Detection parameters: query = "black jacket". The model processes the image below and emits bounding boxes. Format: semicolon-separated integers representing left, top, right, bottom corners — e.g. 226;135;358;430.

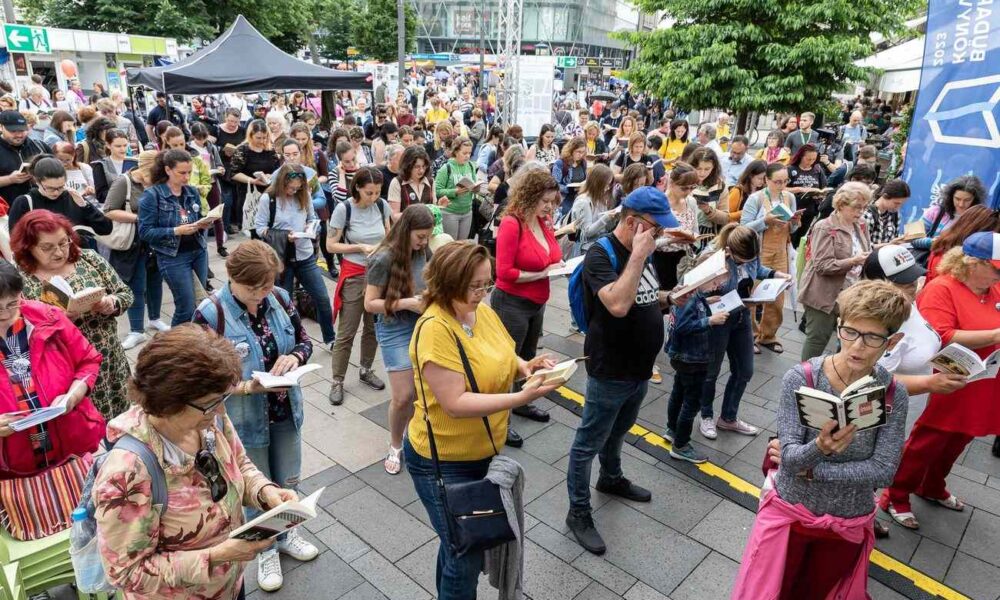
9;189;113;238
0;136;50;203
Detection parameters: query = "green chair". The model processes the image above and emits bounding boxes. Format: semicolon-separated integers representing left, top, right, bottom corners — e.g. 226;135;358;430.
0;561;27;600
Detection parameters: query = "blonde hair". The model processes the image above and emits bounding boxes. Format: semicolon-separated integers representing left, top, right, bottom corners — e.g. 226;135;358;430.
832;181;872;211
937;245;990;281
837;280;911;333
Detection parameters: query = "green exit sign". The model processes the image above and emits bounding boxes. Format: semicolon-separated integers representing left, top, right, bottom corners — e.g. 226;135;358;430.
557;57;577;68
4;24;50;54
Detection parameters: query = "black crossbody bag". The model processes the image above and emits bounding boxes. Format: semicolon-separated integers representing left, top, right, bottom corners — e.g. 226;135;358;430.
413;317;516;557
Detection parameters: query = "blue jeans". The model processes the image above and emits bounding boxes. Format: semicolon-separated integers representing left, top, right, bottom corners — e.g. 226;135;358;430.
700;308;754;421
157;248;208;325
126;250;164;333
278;253;335;343
220;180;235;231
567;377;646;512
244;417;302;543
666;363;707;448
375;311;418;372
405;439;489;600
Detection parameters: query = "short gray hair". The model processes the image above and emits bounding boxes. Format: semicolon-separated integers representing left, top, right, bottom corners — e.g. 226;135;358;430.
698;123;717;140
386;143;404;160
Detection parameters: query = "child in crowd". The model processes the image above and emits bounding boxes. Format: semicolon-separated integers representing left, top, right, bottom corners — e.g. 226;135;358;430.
664;276;729;463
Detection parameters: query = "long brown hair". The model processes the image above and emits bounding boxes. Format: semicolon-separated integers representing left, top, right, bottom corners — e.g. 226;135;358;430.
268;163;311;212
289;122;317;168
931;205;1000;254
505;167;560;222
580;164;613;212
373;204;435;315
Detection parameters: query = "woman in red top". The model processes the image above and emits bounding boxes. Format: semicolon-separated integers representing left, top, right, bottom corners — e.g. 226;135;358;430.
879;232;1000;529
924;206;1000;283
492;166;564;445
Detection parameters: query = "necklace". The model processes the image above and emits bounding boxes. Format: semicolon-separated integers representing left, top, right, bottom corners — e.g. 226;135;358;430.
829;355;853;389
461;323;474;338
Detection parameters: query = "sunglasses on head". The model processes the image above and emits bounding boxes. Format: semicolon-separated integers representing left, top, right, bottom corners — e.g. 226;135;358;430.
285;171;306;180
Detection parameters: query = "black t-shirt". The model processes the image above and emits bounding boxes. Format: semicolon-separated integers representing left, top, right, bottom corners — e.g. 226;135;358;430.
379;166;396;200
615;152;653;171
215;126;246;174
147;105;185;129
583;234;663;381
789;163;827;191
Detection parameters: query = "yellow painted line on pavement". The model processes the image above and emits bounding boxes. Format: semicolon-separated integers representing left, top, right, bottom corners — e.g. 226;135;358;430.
552;386;969;600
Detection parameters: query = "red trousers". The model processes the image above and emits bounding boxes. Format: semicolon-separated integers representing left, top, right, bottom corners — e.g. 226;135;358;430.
780;523;864;599
883;423;973;511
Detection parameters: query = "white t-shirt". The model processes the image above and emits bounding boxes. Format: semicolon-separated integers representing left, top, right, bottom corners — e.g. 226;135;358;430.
879;302;941;376
65;165;94;199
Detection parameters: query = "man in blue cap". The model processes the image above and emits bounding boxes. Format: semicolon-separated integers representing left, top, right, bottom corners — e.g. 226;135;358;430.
566;186;678;554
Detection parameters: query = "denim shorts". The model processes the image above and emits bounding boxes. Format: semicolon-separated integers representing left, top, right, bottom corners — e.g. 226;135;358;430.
375;311;419;372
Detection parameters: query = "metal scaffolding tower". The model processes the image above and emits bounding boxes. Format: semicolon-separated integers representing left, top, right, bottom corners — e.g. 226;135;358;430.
495;0;523;125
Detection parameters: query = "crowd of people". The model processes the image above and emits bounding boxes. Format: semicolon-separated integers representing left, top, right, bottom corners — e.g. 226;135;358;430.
0;72;995;600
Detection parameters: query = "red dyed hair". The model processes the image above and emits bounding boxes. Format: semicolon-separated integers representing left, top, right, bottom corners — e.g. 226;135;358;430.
11;209;82;273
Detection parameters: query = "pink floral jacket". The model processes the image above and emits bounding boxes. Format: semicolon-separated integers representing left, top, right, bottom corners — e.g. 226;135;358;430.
93;406;273;600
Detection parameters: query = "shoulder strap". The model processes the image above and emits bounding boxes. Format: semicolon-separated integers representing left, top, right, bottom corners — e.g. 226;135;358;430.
596;235;619;272
446;327;500;456
270;289;292;313
207;293;225;335
342;200;353;242
413;317;445;482
802;359;814;388
268;194;277;228
115;435;168;514
124;176;133;213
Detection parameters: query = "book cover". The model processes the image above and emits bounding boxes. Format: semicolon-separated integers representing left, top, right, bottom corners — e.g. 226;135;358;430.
747;278;792;303
795;382;888;431
770;203;794;221
229;487;325;541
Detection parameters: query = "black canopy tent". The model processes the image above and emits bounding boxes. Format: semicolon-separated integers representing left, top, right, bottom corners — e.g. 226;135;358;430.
126;15;372;94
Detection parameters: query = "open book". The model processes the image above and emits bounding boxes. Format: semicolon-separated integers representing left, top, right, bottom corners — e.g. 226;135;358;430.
548;256;583;277
40;276;104;314
6;405;67;433
252;364;322;389
902;220;926;241
795;375;888;431
670;250;728;300
770;203;795;221
229;487;325;541
747;278;791;303
709;289;743;315
456;176;485;192
526;357;584;387
930;344;1000;381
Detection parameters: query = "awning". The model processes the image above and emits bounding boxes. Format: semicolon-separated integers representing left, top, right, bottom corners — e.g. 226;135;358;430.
879;69;921;93
857;36;924;93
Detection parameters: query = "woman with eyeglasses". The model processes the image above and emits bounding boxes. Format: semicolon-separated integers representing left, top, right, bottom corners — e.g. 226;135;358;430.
754;131;791;165
799;182;874;361
878;232;1000;530
8;156;112;252
733;280;911;599
363;205;435;474
408;240;560;598
92;324;301;600
254;163;335;346
138;149;220;326
13;210;133;420
193;241;319;591
0;262;105;519
741;163;801;354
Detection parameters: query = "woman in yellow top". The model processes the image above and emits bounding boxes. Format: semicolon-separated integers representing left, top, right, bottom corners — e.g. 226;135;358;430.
406;241;560;598
658;118;690;169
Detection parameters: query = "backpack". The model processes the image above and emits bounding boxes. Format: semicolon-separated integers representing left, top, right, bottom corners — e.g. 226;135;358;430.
205;289;294;336
568;236;619;334
342;198;388;244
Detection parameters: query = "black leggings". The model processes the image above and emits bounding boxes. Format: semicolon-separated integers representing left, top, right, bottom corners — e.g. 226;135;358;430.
653;249;686;291
491;288;545;361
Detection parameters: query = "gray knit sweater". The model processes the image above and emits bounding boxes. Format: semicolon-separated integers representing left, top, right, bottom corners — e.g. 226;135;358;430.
775;357;909;518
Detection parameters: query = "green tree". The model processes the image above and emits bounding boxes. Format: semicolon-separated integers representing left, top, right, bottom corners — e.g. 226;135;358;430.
313;0;360;62
352;0;417;62
617;0;920;131
19;0;214;41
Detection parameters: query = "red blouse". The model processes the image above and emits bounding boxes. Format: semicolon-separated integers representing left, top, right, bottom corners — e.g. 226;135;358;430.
495;215;562;305
916;274;1000;436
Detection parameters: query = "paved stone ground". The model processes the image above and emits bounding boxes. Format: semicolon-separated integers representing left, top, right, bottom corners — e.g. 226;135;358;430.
74;240;1000;600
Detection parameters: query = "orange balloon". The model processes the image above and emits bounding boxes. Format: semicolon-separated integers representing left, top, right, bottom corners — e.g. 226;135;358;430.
60;59;78;78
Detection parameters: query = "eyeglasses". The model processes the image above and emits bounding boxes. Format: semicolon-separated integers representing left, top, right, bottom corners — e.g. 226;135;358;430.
194;449;228;502
770;179;789;185
0;298;20;315
39;183;65;194
678;184;697;191
635;216;663;234
838;325;890;348
184;392;230;415
284;171;306;180
37;238;72;254
469;281;495;296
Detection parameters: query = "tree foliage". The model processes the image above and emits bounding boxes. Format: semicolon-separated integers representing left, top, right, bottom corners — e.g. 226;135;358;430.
313;0;360;62
616;0;921;120
351;0;417;62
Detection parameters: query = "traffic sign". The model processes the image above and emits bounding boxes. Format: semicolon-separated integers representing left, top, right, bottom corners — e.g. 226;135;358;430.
556;56;577;68
3;25;50;54
347;47;359;56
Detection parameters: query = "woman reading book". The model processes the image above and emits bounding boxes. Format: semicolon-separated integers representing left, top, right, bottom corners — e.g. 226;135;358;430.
193;240;318;592
93;325;299;600
732;280;911;599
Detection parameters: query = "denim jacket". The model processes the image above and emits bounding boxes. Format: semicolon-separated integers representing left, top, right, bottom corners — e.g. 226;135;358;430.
667;292;713;364
137;183;206;257
195;284;304;448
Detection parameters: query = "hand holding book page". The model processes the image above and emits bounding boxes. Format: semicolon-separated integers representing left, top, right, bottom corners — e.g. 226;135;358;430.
525;357;586;387
252;364;322;388
930;344;1000;381
670;250;728;300
5;405;67;432
795;374;889;432
229;487;326;541
746;278;792;303
40;276;104;314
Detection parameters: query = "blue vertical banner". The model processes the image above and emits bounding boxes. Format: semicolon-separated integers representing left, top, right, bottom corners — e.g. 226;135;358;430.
902;0;1000;221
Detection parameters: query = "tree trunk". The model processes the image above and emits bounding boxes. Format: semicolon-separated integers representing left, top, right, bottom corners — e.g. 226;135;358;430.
735;110;752;136
320;91;337;131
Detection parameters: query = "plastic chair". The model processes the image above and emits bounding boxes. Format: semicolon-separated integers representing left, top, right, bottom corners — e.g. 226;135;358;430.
0;561;26;600
0;527;73;595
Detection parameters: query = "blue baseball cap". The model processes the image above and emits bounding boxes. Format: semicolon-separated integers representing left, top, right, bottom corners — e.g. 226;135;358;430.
622;186;679;229
963;232;1000;269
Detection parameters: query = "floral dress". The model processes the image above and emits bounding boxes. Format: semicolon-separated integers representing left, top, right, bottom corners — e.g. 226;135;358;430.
21;249;134;420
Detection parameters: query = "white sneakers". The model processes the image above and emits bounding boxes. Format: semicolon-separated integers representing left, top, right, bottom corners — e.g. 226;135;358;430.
146;319;171;332
121;332;148;350
257;529;319;592
699;416;760;439
699;417;717;440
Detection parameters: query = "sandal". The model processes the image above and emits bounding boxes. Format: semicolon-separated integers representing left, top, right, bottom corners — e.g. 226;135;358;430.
760;342;784;354
886;505;920;530
753;343;761;355
930;494;965;511
384;445;402;475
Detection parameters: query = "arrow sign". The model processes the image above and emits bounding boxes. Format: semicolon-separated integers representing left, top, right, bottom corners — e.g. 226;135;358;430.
3;25;50;54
